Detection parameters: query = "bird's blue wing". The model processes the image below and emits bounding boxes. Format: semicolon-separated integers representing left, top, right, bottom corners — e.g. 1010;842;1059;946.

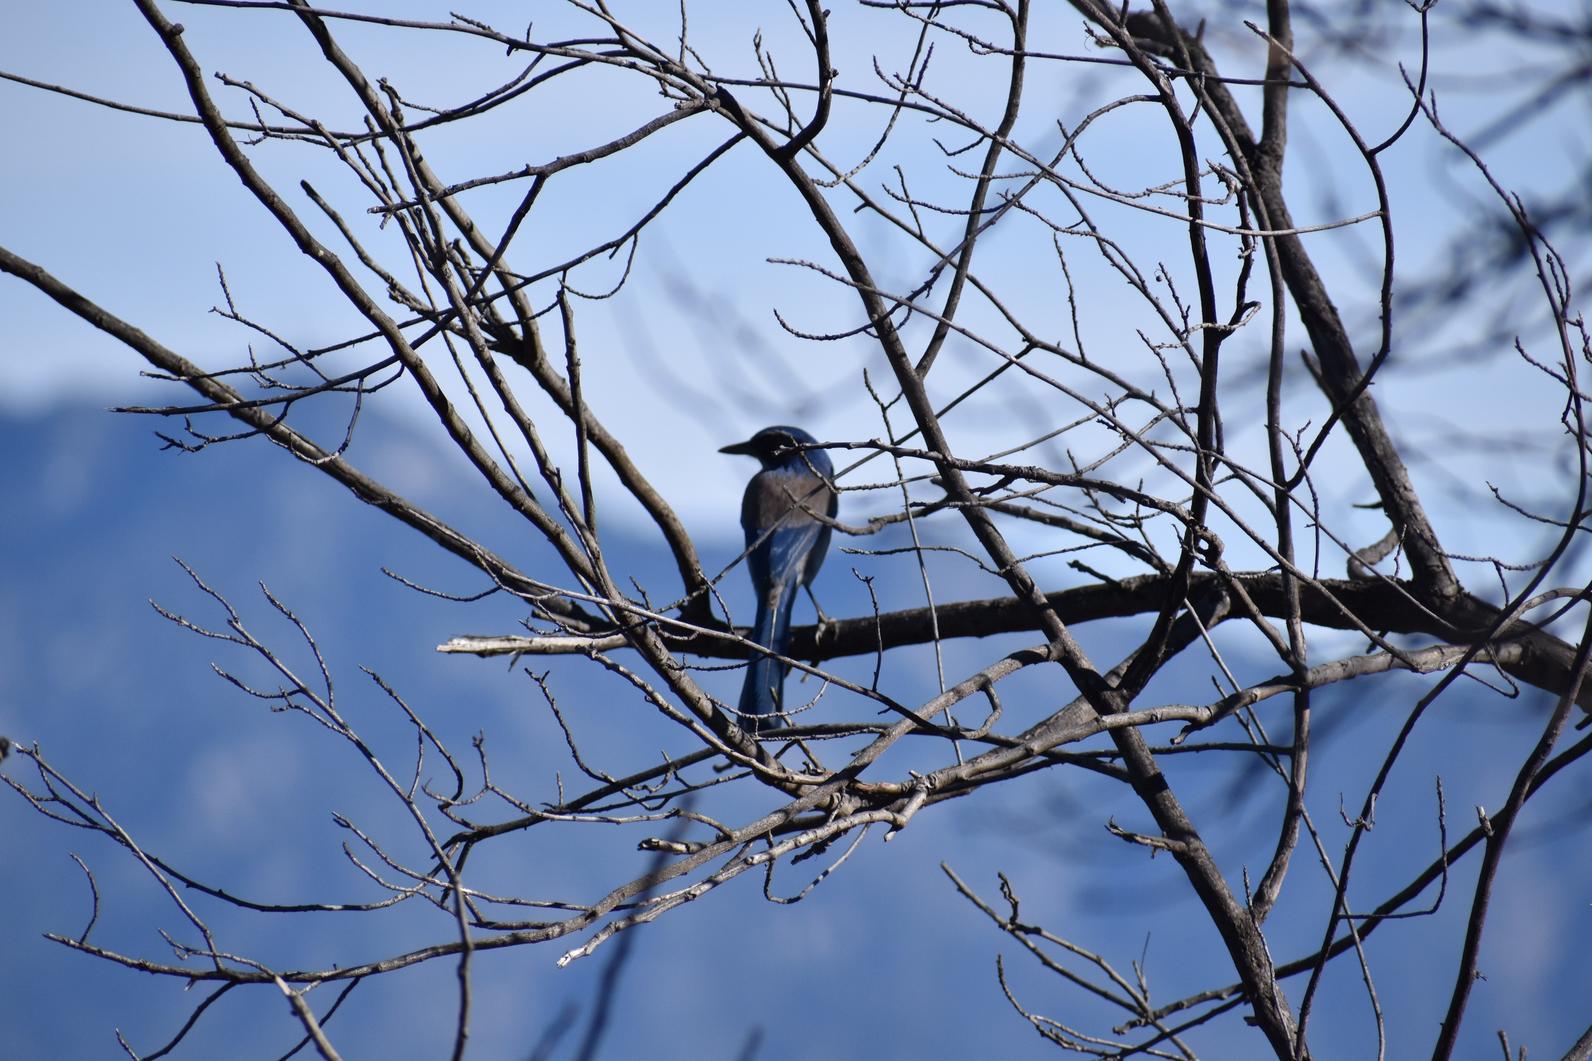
737;468;833;729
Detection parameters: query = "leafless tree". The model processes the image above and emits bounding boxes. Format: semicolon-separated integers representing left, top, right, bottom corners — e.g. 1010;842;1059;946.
3;1;1590;1058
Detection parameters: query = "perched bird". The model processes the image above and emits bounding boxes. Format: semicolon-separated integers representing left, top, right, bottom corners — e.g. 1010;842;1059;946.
720;426;837;732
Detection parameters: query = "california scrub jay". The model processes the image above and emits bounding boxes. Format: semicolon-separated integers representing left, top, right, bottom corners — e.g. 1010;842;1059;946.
720;426;837;732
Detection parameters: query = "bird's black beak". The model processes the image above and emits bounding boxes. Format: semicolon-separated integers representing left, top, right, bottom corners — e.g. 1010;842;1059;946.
719;438;757;456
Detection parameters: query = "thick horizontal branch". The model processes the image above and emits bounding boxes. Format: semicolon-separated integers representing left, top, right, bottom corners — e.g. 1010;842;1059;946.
445;570;1591;711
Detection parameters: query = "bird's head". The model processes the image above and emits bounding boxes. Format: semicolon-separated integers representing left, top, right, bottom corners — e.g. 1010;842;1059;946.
719;425;826;471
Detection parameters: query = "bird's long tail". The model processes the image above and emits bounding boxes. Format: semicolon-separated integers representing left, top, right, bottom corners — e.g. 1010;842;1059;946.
738;583;799;733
